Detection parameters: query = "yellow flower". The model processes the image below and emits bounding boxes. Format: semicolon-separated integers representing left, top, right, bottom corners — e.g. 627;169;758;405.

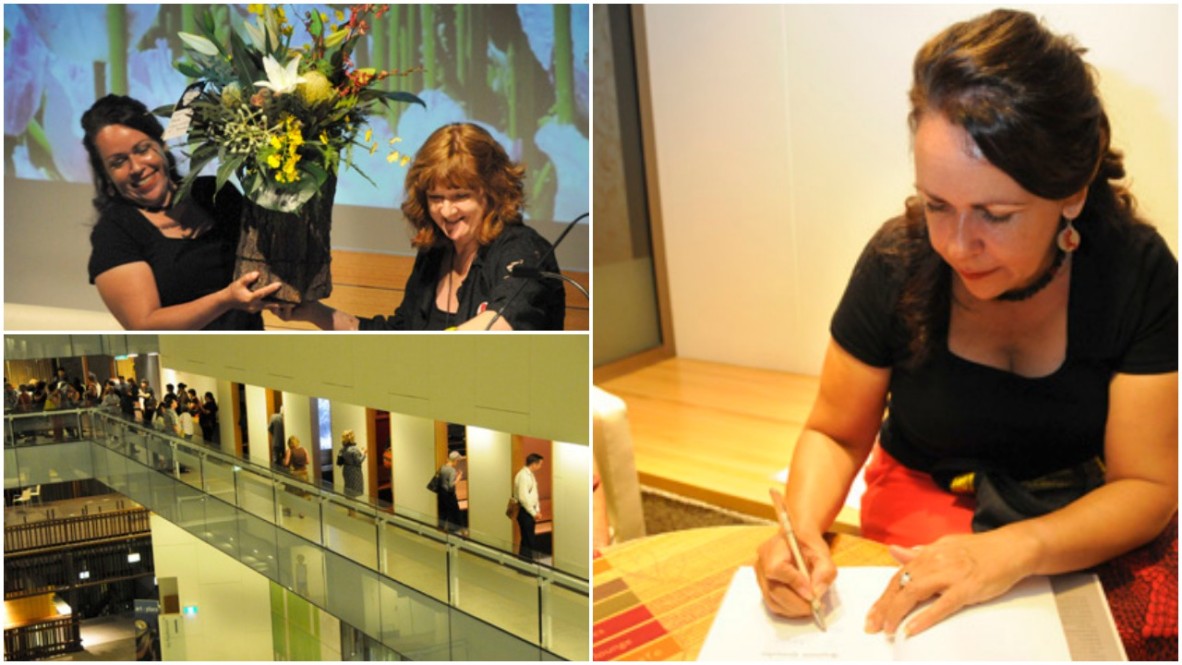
400;156;410;166
364;128;372;143
269;136;283;149
388;136;403;145
267;154;282;169
335;9;345;21
369;143;378;155
387;151;399;163
320;131;329;144
247;4;265;16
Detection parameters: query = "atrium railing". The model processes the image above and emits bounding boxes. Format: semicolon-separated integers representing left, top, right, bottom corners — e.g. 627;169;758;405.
4;409;588;661
5;507;150;553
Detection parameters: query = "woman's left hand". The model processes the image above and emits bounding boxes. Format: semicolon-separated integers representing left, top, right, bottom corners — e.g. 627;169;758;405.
864;529;1037;638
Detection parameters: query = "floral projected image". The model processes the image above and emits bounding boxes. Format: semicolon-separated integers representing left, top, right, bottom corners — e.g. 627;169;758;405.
3;3;589;222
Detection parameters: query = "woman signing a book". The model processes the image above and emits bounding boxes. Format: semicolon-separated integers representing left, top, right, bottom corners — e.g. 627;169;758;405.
755;8;1176;643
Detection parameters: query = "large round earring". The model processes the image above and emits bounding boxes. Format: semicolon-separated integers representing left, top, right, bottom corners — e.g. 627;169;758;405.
1057;217;1081;253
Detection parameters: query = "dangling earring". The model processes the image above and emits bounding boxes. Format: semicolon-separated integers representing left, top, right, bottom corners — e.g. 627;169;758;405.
1057;216;1081;253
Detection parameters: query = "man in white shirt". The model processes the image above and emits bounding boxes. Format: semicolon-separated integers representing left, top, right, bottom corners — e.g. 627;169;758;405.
514;453;544;560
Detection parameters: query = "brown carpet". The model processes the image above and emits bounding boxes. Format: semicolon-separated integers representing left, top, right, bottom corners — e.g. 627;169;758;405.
641;487;770;535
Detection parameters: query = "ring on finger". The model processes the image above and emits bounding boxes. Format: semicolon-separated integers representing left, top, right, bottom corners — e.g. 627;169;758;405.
898;571;912;590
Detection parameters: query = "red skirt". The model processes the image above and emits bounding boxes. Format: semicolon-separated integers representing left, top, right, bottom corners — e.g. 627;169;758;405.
859;444;975;547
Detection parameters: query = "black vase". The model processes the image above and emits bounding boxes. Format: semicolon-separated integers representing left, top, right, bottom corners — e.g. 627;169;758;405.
232;176;337;305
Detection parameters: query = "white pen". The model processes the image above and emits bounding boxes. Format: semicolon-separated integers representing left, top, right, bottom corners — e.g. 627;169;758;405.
769;487;827;631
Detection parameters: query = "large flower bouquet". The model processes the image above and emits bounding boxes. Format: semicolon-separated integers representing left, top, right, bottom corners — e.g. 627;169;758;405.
159;4;424;303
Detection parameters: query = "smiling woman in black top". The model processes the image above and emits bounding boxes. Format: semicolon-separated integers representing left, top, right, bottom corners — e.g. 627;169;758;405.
282;122;565;331
83;94;279;329
754;9;1176;640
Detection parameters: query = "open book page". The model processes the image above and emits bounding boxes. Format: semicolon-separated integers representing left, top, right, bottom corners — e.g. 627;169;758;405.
698;567;1071;661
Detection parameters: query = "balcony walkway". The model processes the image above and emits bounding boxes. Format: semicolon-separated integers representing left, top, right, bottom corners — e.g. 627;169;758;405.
5;410;587;661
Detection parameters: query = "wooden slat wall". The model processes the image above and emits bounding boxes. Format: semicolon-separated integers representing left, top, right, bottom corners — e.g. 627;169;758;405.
264;249;588;331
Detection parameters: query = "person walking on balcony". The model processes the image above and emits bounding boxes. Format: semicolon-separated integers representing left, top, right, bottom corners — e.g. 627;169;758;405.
514;453;544;560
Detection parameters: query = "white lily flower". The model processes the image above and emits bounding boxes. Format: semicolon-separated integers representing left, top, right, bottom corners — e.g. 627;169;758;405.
255;54;307;95
179;32;219;57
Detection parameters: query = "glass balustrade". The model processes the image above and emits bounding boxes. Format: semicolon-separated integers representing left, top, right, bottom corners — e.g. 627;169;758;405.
3;410;589;661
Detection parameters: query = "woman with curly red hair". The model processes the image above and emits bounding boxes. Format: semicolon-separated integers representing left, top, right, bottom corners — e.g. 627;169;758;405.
286;122;565;330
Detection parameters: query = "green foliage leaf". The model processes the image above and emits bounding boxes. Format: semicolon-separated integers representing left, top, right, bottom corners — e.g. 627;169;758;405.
179;31;219;56
216;153;246;193
349;161;377;188
303;161;329;189
228;29;259;89
369;90;427;109
176;61;204;79
201;8;216;38
309;7;324;37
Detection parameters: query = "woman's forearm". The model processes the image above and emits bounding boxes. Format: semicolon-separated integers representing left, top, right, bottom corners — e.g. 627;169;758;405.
96;264;235;330
129;288;235;330
1006;477;1176;576
784;428;868;537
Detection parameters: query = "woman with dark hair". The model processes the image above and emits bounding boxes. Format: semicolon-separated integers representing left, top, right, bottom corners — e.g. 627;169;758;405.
82;94;279;329
756;9;1176;639
282;122;565;330
199;392;219;444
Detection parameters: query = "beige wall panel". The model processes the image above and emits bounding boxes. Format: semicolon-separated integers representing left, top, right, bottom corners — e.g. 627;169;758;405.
151;515;273;661
552;441;590;578
390;412;438;522
466;426;513;551
159;335;586;445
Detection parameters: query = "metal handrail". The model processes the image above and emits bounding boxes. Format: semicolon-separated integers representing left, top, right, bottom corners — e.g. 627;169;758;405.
4;409;586;583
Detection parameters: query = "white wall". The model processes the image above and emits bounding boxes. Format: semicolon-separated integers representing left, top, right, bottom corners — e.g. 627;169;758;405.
552;441;590;578
150;514;273;661
466;426;513;551
214;379;235;456
390;413;438;523
244;385;269;467
642;4;1178;373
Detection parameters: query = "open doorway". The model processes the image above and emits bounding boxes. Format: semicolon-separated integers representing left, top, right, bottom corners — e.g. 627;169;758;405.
512;436;553;562
230;383;248;460
372;410;391;505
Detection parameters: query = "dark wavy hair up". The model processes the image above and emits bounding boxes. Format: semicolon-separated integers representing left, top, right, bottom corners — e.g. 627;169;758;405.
884;9;1140;368
80;94;181;213
400;122;525;249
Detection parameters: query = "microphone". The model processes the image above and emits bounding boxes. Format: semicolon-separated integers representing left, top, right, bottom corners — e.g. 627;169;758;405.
485;212;589;330
509;264;589;300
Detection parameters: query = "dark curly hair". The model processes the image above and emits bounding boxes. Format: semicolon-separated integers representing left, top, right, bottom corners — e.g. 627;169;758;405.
883;9;1141;368
80;94;181;212
400;122;525;248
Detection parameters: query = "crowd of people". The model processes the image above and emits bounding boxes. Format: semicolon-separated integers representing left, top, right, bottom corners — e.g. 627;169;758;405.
5;372;218;445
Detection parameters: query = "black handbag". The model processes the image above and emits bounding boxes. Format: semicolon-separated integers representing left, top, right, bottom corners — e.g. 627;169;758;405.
427;472;442;493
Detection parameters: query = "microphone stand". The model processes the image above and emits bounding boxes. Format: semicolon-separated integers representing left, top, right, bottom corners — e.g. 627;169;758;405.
484;212;589;330
514;269;588;301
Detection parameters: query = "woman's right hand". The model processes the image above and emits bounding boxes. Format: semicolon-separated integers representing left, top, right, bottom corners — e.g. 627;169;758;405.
755;528;837;617
226;271;282;312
